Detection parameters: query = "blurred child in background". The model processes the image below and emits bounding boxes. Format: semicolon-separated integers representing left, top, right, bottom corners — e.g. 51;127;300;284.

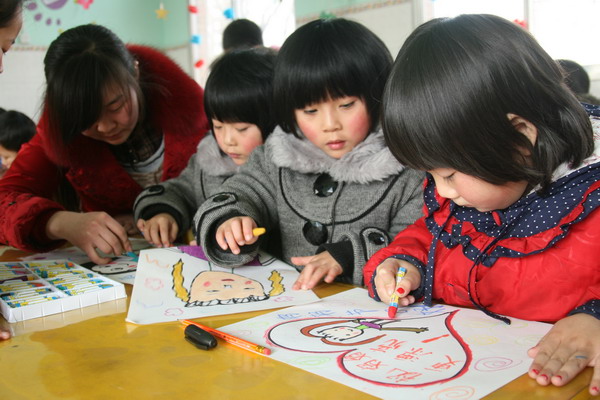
0;110;35;177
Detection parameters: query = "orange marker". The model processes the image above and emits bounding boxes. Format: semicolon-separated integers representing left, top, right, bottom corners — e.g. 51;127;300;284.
181;319;272;356
252;227;266;237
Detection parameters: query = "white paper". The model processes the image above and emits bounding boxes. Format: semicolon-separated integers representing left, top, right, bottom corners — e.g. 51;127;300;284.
126;246;320;324
220;288;552;400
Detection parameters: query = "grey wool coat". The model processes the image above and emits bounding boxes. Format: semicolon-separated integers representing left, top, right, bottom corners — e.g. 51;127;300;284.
193;126;425;286
134;134;238;233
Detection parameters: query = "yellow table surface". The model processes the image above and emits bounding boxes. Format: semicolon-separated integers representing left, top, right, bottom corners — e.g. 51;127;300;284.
0;246;594;399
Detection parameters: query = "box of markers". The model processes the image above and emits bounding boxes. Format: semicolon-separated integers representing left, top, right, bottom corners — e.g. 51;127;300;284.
0;260;126;323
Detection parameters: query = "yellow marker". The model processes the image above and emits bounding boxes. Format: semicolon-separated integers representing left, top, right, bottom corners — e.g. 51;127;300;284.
252;227;266;237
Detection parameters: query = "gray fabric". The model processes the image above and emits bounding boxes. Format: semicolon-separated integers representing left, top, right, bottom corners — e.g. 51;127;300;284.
134;135;238;232
194;127;425;286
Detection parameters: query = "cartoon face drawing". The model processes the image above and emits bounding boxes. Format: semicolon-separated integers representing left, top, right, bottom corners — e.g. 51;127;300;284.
171;259;284;307
188;271;268;305
318;326;365;341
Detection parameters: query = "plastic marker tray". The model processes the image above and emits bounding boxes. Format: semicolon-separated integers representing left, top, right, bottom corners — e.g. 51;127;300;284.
0;260;126;323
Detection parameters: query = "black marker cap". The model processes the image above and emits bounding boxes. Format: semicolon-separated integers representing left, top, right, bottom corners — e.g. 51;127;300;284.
184;324;217;350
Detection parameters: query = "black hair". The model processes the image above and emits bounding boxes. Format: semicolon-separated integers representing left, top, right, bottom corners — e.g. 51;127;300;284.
204;47;277;140
0;110;35;150
382;14;593;191
0;0;21;28
222;19;263;52
273;18;393;136
43;24;143;151
557;59;590;95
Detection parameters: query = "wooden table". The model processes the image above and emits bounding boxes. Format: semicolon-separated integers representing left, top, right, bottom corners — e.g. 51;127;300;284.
0;246;594;399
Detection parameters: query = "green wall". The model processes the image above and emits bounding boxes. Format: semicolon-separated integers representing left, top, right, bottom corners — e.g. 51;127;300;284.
21;0;189;48
295;0;376;19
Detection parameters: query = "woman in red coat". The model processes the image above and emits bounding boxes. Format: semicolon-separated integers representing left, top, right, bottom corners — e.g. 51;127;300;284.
0;24;208;264
0;0;24;342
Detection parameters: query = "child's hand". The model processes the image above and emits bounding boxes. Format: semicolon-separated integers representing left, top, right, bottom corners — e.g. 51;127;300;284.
215;216;259;255
291;251;343;290
527;313;600;395
137;213;179;248
0;320;11;340
374;258;420;306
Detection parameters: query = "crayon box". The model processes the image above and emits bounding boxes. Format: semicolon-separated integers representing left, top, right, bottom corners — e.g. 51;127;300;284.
0;260;126;323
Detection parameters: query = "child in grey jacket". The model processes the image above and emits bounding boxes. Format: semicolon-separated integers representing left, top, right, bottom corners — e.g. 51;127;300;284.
194;18;425;289
134;47;277;247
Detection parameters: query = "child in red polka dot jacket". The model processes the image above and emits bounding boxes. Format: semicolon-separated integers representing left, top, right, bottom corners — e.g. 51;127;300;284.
364;14;600;395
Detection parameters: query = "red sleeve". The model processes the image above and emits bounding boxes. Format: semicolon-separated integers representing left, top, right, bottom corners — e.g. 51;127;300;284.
363;216;433;293
0;132;66;251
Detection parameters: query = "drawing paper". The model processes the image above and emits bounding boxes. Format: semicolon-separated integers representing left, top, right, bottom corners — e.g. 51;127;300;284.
220;288;552;399
126;246;320;324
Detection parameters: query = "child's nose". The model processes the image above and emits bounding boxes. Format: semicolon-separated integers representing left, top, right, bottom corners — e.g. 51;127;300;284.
435;179;458;200
223;128;237;145
322;110;341;132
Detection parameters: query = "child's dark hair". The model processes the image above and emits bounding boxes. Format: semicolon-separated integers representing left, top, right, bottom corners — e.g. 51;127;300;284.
0;110;35;150
382;14;593;191
0;0;22;28
222;19;263;52
43;24;143;148
204;47;277;140
273;18;393;136
557;59;590;95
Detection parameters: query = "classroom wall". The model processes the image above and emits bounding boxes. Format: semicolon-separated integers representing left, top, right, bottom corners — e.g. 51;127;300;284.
296;0;417;58
2;0;599;123
0;0;191;121
296;0;600;100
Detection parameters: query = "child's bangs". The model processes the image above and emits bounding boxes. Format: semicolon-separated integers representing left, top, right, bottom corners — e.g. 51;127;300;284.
289;61;362;110
206;87;259;126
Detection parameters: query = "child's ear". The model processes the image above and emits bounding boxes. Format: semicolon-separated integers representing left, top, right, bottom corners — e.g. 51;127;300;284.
507;113;537;145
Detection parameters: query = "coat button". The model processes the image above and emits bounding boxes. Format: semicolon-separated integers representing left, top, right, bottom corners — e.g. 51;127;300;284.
368;232;385;245
147;185;164;194
303;220;328;246
313;173;338;197
213;194;229;202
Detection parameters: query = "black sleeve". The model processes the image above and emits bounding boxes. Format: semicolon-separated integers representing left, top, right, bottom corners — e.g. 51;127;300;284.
568;299;600;320
318;240;354;283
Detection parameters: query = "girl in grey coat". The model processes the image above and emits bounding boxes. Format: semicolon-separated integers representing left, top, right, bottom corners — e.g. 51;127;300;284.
193;19;425;288
134;48;277;247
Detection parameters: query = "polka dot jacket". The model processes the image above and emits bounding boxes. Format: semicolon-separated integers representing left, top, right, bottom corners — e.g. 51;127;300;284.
365;109;600;324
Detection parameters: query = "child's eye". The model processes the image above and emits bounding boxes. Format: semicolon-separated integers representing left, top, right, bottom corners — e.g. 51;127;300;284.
236;126;249;133
213;125;222;130
340;101;355;109
303;108;317;115
443;173;455;182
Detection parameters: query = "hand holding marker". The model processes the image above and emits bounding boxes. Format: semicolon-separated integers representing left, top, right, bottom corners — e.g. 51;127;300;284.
387;267;407;318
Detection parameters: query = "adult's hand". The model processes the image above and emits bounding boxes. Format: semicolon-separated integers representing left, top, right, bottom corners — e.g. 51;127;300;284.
46;211;132;264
